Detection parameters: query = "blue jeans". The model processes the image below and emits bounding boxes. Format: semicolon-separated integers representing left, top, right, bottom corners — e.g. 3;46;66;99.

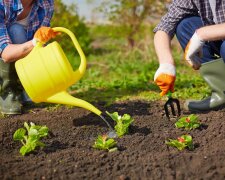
8;23;28;44
175;16;225;63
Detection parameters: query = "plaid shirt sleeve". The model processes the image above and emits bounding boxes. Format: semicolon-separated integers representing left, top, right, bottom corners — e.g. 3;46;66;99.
0;5;11;55
153;0;198;38
41;0;54;27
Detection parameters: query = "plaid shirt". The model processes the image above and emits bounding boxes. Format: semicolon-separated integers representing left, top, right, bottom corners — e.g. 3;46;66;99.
154;0;225;37
0;0;54;54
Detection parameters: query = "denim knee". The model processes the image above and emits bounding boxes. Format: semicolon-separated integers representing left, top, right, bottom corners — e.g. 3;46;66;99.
176;16;219;63
8;23;27;44
176;16;203;50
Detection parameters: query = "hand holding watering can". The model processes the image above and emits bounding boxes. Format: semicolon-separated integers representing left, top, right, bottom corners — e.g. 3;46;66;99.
32;26;59;45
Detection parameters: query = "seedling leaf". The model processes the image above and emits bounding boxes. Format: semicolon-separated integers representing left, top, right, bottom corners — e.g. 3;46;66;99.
13;128;26;141
13;122;49;156
175;114;201;130
93;135;117;151
166;135;194;151
106;111;134;137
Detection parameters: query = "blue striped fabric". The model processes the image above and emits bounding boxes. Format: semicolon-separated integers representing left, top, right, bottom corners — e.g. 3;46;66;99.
0;0;54;55
154;0;225;38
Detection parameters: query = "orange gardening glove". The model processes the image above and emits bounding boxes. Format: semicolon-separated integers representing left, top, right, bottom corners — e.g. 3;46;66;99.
184;31;205;70
33;26;58;45
154;63;176;96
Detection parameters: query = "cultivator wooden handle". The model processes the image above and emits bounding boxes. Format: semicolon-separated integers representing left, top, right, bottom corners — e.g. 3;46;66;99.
164;92;181;119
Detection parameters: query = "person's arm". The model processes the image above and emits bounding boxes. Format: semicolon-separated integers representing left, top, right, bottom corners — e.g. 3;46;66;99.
0;1;56;63
197;23;225;41
1;41;34;63
153;1;198;96
154;30;174;65
184;23;225;70
154;31;176;96
2;25;60;63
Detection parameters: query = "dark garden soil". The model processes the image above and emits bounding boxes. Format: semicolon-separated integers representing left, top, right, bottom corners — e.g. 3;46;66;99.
0;100;225;180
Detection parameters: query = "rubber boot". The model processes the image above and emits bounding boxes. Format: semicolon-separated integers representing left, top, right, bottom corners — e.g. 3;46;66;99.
184;58;225;112
0;60;22;114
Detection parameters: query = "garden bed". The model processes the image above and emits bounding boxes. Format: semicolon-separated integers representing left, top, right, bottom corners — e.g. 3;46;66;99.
0;100;225;179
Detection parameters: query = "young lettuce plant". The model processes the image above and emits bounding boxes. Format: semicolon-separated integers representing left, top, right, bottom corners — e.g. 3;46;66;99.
13;122;49;156
175;114;201;130
106;111;134;137
165;135;194;151
93;134;117;152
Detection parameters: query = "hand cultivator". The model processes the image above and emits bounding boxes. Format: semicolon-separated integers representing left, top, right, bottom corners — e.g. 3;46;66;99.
164;91;181;119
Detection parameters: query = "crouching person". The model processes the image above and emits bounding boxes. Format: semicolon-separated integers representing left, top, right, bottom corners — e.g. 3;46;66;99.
153;0;225;112
0;0;58;114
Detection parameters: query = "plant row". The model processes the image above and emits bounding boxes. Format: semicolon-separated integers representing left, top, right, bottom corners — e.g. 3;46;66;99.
13;113;201;156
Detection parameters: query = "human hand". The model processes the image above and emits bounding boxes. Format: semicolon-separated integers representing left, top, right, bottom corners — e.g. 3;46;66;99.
154;63;176;96
184;32;205;70
33;26;58;45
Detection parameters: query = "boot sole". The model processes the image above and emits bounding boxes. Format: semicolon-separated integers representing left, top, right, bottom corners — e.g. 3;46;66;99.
0;111;22;115
0;107;22;115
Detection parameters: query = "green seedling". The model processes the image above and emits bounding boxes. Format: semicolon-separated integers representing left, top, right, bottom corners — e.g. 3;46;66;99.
13;122;49;156
175;114;201;130
165;135;194;151
93;134;117;152
106;111;134;137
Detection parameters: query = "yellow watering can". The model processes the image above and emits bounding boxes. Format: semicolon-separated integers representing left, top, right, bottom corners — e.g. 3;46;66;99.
15;27;102;116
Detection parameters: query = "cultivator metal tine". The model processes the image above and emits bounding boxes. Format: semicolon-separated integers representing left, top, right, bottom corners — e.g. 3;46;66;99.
164;97;181;119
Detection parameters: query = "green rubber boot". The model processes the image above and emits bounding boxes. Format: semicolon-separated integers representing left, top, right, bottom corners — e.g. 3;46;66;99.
184;58;225;112
0;60;22;114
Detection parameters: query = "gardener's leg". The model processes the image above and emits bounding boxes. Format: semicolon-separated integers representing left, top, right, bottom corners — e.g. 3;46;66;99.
0;23;29;114
177;18;225;112
175;16;221;64
10;23;32;103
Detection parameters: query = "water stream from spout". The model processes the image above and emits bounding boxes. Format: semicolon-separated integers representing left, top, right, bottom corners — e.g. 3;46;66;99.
99;115;117;138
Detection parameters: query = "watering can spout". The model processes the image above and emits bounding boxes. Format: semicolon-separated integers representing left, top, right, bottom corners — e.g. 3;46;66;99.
46;91;102;116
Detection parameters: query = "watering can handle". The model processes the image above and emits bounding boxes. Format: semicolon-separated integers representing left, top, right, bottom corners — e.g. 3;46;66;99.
52;27;87;76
